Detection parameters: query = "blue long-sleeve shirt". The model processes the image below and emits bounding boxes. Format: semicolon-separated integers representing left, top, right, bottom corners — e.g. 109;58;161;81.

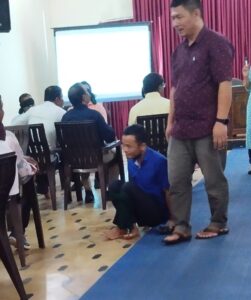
62;104;115;143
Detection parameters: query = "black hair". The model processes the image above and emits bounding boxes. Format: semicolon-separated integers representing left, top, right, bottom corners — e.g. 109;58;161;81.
81;81;97;105
18;98;35;114
123;124;147;144
142;73;164;97
68;83;87;107
19;93;31;103
170;0;201;11
44;86;62;102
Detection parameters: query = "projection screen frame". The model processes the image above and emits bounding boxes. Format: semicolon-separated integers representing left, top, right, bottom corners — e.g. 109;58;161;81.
54;21;153;103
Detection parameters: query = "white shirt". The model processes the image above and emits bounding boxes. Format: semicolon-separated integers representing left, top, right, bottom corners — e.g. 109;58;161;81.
0;131;34;195
11;101;66;150
128;92;170;125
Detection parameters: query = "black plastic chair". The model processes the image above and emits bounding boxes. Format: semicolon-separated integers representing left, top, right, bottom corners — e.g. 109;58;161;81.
0;152;31;299
5;125;30;153
137;113;168;156
55;121;125;210
27;124;57;210
5;125;46;252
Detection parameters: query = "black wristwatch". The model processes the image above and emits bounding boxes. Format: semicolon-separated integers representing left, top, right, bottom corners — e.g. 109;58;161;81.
215;118;229;125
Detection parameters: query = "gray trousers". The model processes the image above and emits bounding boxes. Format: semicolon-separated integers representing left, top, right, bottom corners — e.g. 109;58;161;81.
168;136;229;235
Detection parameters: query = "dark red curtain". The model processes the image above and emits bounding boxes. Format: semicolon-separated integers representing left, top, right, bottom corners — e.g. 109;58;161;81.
109;0;251;138
133;0;251;96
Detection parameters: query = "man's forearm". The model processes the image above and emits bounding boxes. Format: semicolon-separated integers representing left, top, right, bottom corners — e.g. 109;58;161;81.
216;81;232;119
167;87;175;126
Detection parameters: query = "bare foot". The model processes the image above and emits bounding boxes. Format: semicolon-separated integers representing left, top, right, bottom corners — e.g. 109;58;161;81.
123;227;140;240
163;232;192;245
104;227;127;240
196;227;229;239
163;233;179;242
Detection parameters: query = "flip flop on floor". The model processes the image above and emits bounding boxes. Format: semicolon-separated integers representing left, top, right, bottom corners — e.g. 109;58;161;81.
163;232;192;245
196;227;229;239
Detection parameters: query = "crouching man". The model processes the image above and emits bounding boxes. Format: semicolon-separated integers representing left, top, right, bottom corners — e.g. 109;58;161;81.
105;124;170;240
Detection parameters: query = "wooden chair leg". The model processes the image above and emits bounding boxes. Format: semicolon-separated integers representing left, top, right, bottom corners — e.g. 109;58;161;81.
75;173;83;202
30;193;45;249
58;164;65;190
0;225;29;300
47;168;57;210
8;196;26;268
98;165;107;210
64;165;72;210
23;179;45;249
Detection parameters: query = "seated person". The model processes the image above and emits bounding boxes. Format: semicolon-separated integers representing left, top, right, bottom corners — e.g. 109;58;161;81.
18;93;35;114
81;81;108;189
11;86;66;197
81;81;108;123
128;73;170;125
105;124;169;240
0;97;38;249
62;82;117;203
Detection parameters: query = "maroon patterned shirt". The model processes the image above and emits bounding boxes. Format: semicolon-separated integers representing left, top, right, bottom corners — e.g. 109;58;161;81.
171;26;234;139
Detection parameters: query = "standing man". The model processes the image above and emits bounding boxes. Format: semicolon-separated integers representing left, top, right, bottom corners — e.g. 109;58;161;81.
164;0;234;245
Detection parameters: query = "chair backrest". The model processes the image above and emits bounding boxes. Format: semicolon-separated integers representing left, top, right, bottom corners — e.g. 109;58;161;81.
55;121;103;169
27;124;51;170
5;125;30;154
0;152;16;212
137;113;168;156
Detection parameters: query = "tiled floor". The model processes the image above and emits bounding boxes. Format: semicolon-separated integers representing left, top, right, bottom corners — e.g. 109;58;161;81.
0;168;203;300
0;183;141;300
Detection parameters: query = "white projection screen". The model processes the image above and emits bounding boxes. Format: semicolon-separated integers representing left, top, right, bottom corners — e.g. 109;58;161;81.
54;22;152;102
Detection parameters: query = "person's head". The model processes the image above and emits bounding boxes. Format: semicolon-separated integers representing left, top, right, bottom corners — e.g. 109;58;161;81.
142;73;165;97
170;0;203;39
81;81;97;105
44;86;64;107
18;93;35;114
68;83;90;107
122;124;147;159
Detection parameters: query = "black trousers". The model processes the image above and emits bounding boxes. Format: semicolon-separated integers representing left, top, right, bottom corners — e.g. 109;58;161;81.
109;180;167;231
249;149;251;164
21;177;37;232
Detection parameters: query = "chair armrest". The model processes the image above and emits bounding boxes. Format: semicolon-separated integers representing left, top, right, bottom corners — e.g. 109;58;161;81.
102;140;121;152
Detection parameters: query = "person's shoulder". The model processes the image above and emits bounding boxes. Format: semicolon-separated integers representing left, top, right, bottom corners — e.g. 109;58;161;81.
130;100;143;111
147;147;167;161
5;130;16;139
207;28;232;45
61;109;73;120
160;96;170;104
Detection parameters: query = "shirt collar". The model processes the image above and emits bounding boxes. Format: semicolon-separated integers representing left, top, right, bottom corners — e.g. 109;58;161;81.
133;147;150;166
144;92;161;100
184;25;208;47
74;103;88;109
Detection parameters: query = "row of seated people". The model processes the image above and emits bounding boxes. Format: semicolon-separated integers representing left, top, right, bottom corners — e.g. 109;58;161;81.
2;72;171;247
11;73;169;200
